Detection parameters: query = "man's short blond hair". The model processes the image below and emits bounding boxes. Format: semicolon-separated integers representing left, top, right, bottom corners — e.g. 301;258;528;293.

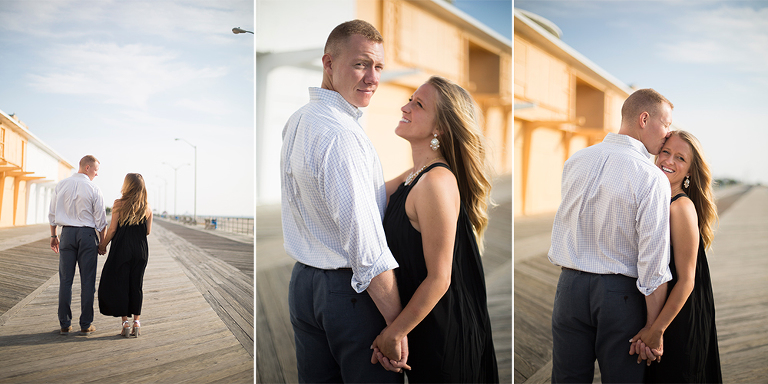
324;19;383;57
621;88;674;123
79;155;99;171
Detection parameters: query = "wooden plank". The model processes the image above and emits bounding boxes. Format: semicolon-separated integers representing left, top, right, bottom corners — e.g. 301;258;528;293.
0;228;253;383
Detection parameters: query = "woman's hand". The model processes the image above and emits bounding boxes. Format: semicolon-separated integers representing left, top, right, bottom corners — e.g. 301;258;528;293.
370;328;410;372
629;327;664;365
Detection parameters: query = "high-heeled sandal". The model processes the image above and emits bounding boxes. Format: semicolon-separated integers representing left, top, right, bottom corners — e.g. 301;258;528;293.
121;321;131;337
131;320;141;337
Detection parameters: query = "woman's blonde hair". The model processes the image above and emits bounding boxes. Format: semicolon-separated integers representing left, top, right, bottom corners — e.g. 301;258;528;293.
115;173;149;226
427;76;494;250
672;130;718;249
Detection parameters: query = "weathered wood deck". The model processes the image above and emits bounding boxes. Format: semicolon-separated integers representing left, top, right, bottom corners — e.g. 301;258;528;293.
514;184;768;383
256;176;513;383
0;220;254;383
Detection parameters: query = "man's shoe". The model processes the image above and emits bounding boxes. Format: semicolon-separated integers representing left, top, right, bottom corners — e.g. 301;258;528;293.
60;326;72;335
80;325;95;335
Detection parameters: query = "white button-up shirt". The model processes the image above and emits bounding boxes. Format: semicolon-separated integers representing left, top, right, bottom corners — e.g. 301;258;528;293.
281;87;398;293
548;133;672;295
49;173;108;231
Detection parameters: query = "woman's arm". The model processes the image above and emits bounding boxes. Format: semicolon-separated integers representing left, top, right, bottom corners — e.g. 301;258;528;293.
631;197;699;353
373;168;460;361
145;205;153;235
385;169;409;204
99;200;122;253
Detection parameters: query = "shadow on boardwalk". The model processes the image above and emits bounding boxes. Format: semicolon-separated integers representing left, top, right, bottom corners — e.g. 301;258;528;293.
0;219;254;383
514;185;768;383
256;176;513;383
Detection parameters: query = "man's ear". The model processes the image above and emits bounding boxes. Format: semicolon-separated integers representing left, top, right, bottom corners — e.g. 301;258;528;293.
638;111;649;128
322;53;333;77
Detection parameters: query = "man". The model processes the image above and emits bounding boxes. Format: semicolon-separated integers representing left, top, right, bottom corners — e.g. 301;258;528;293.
548;89;675;382
280;20;406;382
49;155;108;335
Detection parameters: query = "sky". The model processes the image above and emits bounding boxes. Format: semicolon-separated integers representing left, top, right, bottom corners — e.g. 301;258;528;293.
515;0;768;186
0;0;254;217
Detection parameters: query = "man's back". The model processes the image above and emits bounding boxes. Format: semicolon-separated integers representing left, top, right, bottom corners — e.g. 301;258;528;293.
49;173;106;229
549;133;671;293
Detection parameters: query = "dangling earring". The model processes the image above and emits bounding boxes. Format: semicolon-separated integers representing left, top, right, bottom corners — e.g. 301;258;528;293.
430;133;440;151
684;176;690;189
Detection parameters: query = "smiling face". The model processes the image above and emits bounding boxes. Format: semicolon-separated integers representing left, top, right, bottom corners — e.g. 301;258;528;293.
323;34;384;108
395;83;438;144
656;133;692;191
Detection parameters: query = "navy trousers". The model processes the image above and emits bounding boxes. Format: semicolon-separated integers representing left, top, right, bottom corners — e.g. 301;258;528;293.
58;226;99;329
551;268;647;383
288;262;403;383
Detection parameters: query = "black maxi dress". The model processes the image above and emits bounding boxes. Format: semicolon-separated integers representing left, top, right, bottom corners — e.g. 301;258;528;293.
382;163;499;383
98;219;149;317
646;193;722;383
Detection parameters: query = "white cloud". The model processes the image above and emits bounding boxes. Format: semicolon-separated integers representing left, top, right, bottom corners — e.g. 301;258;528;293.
0;0;253;45
658;5;768;74
28;42;227;107
175;98;234;115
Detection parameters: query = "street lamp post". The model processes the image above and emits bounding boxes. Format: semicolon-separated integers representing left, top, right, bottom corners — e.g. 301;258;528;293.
163;162;189;218
232;27;253;34
156;176;168;214
175;138;197;222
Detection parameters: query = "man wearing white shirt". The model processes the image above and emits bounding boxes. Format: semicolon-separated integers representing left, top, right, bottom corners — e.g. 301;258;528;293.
49;155;108;335
548;89;674;382
281;20;406;382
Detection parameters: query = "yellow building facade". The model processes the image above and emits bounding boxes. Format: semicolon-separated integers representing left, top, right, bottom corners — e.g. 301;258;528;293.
513;9;633;216
0;110;73;227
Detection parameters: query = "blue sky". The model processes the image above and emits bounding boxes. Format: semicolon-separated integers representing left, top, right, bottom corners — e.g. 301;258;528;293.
454;0;513;40
515;0;768;185
0;0;254;217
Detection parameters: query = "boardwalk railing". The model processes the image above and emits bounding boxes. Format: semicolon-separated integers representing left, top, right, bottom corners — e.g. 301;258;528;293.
163;215;254;236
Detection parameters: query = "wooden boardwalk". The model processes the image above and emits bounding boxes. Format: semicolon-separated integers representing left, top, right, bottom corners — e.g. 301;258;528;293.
256;176;512;383
0;220;254;383
514;184;768;383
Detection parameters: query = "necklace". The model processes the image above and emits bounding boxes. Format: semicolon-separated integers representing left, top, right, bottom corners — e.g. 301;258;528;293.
404;158;443;186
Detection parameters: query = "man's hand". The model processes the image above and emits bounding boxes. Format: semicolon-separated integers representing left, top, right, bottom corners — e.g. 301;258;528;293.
629;328;664;365
371;332;410;372
50;236;59;253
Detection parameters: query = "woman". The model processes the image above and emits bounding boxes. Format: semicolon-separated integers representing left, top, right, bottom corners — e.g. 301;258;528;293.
98;173;153;337
630;130;722;382
372;76;499;382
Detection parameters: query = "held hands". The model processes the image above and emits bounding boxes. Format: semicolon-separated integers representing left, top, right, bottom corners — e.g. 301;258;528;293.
370;327;411;372
98;243;108;255
629;327;664;366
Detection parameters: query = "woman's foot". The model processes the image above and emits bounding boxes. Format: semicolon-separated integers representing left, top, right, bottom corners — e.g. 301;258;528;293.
131;320;141;337
121;321;131;337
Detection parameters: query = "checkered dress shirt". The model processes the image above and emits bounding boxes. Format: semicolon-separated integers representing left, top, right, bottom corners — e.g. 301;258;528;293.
280;87;398;293
548;133;672;295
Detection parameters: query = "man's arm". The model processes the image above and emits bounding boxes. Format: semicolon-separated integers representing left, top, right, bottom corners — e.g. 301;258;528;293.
366;269;401;324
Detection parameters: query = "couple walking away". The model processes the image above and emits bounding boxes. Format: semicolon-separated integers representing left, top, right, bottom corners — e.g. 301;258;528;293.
49;155;153;338
280;20;499;383
549;89;722;383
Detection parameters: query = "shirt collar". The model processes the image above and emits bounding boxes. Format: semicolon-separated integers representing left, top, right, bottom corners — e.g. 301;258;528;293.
75;173;90;180
309;87;363;120
603;132;652;159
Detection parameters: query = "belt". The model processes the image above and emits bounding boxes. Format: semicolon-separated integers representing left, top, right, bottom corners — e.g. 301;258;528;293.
561;266;581;272
62;225;94;229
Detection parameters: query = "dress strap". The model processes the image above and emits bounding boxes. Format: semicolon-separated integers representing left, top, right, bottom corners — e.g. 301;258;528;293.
409;162;450;187
671;192;688;203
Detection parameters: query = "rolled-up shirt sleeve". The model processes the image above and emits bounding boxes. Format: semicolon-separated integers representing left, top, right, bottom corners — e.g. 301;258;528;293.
321;130;398;293
92;187;108;232
635;175;672;296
